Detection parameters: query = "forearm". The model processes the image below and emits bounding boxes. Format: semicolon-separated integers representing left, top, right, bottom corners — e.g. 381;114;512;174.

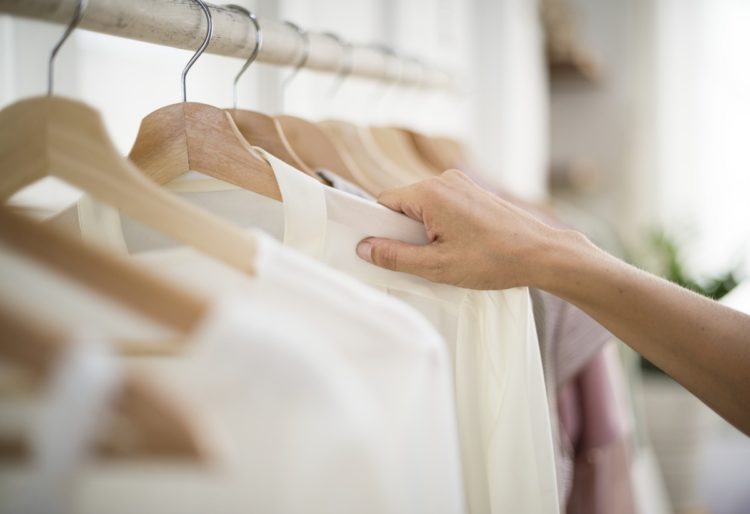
357;172;750;433
534;230;750;434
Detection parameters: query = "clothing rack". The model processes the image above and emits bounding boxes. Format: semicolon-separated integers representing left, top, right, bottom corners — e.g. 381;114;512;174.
0;0;455;90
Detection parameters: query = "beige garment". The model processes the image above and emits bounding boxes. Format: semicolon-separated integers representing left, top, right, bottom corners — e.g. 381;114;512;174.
70;150;560;514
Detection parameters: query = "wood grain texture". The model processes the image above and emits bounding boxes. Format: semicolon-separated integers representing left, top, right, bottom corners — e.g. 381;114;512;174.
130;102;282;201
369;126;441;179
0;96;258;274
275;114;367;189
227;108;316;176
399;128;456;172
319;120;399;194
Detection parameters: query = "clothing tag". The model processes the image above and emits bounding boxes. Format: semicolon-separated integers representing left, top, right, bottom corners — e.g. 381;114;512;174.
316;169;376;202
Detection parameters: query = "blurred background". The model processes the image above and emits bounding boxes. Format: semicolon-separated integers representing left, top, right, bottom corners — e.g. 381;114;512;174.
1;0;749;512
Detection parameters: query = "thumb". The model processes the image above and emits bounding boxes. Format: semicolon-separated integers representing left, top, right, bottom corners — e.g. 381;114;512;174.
356;237;438;277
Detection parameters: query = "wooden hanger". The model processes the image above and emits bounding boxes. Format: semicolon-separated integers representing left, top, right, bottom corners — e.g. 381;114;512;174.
398;127;455;172
358;125;432;185
271;29;376;192
221;7;316;178
228;108;315;176
0;302;209;461
412;132;474;172
0;1;259;274
439;135;473;170
0;207;211;335
0;95;258;274
275;114;371;190
128;0;284;203
369;126;441;178
319;120;403;193
0;208;209;460
129;101;282;202
389;127;446;174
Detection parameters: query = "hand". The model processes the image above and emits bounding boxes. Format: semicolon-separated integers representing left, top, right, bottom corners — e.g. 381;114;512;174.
356;169;573;290
362;173;750;437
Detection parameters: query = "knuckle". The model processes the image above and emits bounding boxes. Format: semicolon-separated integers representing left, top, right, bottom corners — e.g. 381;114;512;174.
442;168;469;183
372;243;400;270
424;252;448;281
376;186;396;200
376;189;395;205
422;176;442;189
421;177;447;199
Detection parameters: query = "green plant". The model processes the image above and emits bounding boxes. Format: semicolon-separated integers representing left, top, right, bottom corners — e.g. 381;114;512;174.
640;229;743;374
648;230;741;300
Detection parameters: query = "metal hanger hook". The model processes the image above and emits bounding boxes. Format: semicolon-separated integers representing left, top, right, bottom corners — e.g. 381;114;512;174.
282;21;310;90
48;0;88;96
366;44;400;100
182;0;213;103
407;57;437;126
363;44;403;126
225;4;262;109
320;32;353;98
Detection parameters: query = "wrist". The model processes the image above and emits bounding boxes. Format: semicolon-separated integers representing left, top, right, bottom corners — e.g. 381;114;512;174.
528;228;593;294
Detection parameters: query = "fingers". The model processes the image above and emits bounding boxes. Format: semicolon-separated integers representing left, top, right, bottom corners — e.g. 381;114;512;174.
377;177;451;223
377;171;471;216
357;237;443;279
377;185;425;222
441;168;474;185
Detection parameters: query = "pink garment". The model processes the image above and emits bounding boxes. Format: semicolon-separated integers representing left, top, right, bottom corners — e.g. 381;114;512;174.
529;288;612;504
526;188;614;505
559;349;635;514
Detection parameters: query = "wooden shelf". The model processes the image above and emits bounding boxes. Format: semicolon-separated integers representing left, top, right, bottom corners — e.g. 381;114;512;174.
542;0;603;83
548;53;603;83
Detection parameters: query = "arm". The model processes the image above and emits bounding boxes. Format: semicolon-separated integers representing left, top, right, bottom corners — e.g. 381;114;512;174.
356;170;750;435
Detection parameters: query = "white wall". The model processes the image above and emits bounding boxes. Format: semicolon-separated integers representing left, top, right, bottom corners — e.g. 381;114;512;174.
470;0;549;200
649;0;750;278
550;0;750;277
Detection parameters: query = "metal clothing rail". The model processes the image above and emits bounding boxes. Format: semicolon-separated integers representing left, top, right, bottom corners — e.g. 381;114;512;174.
0;0;455;90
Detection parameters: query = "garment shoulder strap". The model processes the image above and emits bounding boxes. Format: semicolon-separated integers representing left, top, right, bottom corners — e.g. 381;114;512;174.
253;148;328;259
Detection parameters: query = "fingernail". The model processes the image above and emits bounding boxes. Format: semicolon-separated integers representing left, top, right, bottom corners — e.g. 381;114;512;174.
356;239;373;262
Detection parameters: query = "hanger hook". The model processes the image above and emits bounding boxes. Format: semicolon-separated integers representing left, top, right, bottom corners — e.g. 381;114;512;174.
225;4;262;109
282;21;310;90
365;46;402;122
366;44;400;103
48;0;88;96
320;32;353;98
181;0;213;103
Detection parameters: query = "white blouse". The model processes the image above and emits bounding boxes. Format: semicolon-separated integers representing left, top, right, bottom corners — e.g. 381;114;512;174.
0;232;464;514
262;151;559;514
71;149;560;513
